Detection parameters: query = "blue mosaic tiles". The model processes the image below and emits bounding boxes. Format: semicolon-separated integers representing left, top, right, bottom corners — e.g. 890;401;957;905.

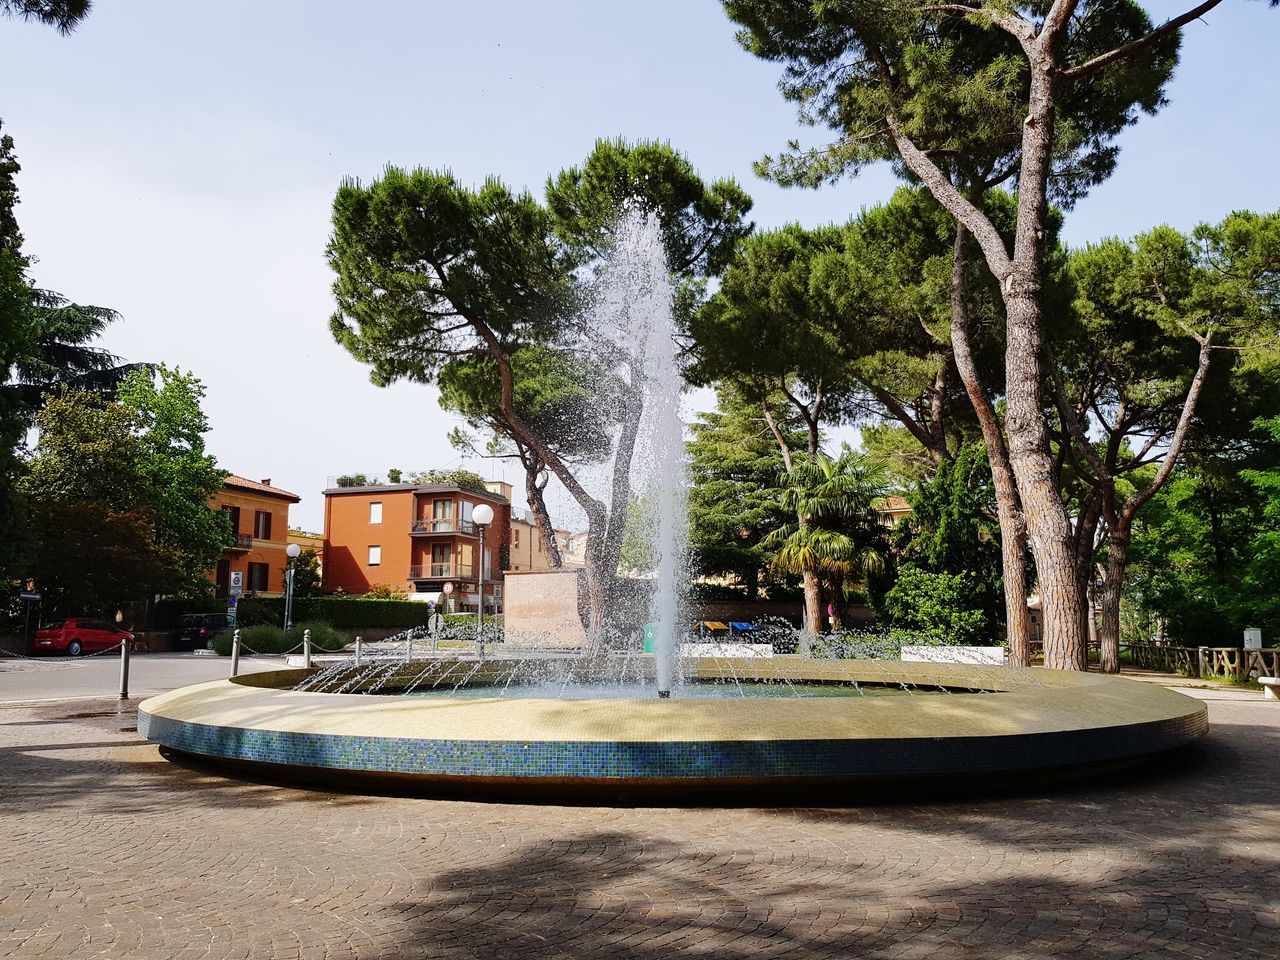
138;708;1208;782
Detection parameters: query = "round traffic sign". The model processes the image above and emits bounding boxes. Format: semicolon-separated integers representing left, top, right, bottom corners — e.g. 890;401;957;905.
442;582;454;595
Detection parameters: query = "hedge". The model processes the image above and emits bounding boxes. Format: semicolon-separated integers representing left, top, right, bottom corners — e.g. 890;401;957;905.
210;621;348;656
154;597;447;630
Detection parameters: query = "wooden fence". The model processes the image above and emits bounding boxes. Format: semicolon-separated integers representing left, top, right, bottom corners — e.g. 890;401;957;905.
1128;643;1280;682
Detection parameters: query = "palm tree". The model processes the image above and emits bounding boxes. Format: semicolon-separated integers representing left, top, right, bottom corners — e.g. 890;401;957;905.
765;446;889;634
0;1;92;35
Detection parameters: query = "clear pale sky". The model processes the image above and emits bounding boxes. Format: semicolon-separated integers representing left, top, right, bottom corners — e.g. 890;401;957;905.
2;1;1276;531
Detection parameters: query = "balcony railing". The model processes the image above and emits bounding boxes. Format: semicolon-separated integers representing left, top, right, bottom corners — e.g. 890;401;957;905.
411;518;478;535
408;563;475;580
226;534;253;552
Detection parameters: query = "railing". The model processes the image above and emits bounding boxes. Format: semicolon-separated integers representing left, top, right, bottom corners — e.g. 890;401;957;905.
408;563;474;580
1128;643;1280;681
226;534;253;551
411;518;478;535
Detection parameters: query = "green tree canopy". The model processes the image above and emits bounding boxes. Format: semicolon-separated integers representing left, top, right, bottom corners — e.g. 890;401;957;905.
546;137;753;276
687;382;803;595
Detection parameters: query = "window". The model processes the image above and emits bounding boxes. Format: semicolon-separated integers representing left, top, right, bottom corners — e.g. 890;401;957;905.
432;499;452;519
368;545;381;567
222;505;241;535
247;562;269;592
513;527;520;548
253;510;272;540
460;500;474;523
483;547;492;580
369;501;383;524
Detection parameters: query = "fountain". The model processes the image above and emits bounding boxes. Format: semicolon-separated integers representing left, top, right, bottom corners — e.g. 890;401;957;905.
139;210;1207;802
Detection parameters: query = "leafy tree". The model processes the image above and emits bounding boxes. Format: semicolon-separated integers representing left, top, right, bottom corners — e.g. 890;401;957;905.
1125;466;1264;645
329;140;749;635
882;565;990;646
0;120;140;583
723;0;1248;669
25;500;181;616
764;445;889;632
287;547;323;599
546;136;752;277
687;383;802;597
1052;212;1280;670
894;443;1005;639
440;344;618;567
21;370;228;611
117;366;230;595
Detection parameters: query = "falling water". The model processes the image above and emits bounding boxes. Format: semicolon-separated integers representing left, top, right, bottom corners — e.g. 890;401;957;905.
594;208;689;696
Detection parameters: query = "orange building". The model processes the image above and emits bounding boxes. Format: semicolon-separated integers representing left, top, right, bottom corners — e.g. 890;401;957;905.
209;476;301;598
509;508;577;572
323;478;511;612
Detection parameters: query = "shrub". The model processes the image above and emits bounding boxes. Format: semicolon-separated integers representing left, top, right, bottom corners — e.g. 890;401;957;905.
210;621;349;656
881;565;992;646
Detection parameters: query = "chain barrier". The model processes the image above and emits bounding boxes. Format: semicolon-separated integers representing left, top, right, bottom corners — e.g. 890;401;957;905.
0;641;127;667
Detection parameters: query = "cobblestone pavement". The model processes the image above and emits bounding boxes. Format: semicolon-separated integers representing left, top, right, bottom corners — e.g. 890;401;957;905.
1;688;1276;959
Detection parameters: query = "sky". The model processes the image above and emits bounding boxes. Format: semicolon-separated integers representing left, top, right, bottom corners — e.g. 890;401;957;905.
2;0;1277;532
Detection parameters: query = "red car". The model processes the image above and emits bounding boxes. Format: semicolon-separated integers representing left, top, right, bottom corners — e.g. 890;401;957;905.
33;618;133;656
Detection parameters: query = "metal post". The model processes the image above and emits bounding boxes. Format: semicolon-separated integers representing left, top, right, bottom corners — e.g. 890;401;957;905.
354;635;362;666
283;565;295;630
1197;645;1208;678
118;637;131;700
230;628;241;677
477;522;486;659
303;628;312;669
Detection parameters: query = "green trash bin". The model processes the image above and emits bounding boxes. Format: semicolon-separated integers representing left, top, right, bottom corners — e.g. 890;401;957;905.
643;622;654;653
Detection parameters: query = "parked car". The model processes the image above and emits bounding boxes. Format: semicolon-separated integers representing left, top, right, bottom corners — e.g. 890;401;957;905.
171;613;234;650
34;618;134;656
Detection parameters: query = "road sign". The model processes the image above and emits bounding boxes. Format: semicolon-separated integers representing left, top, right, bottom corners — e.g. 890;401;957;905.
229;571;244;597
19;591;41;602
226;595;238;608
442;582;454;595
427;599;436;610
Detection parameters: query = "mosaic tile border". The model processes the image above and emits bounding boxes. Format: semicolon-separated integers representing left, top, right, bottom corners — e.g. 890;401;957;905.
138;708;1207;782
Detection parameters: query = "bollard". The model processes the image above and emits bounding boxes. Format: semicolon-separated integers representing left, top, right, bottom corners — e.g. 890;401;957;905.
303;628;312;669
406;632;413;661
230;628;241;677
118;636;131;701
354;635;362;666
1197;645;1208;678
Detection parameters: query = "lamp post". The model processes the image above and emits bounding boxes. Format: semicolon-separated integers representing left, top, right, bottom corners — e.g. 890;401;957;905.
284;542;301;630
473;503;494;658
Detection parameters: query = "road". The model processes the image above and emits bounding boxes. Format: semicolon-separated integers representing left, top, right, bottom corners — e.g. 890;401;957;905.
0;651;282;702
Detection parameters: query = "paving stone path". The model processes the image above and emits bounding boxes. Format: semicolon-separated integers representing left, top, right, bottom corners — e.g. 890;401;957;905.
1;688;1277;959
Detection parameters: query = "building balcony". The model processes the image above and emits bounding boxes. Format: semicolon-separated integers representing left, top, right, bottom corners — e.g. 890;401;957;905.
408;563;475;581
225;534;254;552
411;518;478;536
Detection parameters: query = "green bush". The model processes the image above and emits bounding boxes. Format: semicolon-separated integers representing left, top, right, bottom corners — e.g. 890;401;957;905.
881;565;992;646
210;621;349;656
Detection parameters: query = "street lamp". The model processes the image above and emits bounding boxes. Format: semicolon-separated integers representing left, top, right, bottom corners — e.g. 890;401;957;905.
472;503;494;657
284;542;302;630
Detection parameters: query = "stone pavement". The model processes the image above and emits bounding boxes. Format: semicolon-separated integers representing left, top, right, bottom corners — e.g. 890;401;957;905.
0;688;1276;960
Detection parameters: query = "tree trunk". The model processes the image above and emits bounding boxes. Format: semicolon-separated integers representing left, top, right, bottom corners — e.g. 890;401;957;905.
1004;291;1088;671
1098;529;1129;674
949;225;1032;666
518;447;562;569
802;568;821;637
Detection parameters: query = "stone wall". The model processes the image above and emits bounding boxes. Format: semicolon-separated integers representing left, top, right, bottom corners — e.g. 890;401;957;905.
502;570;587;649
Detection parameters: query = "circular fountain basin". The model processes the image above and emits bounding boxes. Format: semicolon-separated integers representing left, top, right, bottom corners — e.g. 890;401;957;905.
138;657;1207;802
